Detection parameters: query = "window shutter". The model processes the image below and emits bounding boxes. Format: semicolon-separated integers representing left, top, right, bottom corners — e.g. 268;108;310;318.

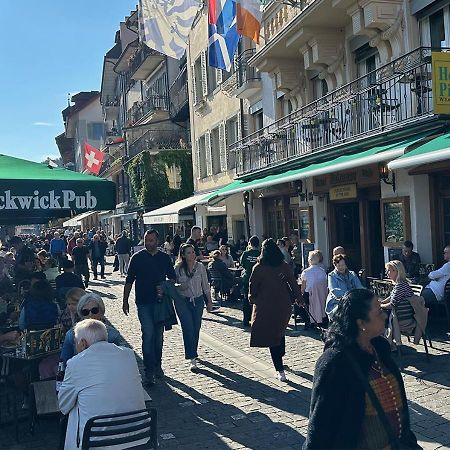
219;121;227;172
237;111;242;141
195;138;202;179
205;131;213;176
216;69;223;85
201;50;208;98
191;63;197;104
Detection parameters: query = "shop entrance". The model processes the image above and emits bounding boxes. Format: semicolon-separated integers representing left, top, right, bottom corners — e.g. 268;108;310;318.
332;202;362;271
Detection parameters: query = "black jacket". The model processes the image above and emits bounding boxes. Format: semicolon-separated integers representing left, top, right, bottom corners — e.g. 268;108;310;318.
115;236;132;254
304;336;417;449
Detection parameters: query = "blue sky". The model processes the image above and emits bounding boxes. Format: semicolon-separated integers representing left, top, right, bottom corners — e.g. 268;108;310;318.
0;0;136;162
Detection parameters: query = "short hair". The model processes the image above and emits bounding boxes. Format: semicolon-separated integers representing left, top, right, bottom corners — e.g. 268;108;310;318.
74;319;107;346
403;240;414;250
211;250;221;259
37;250;47;257
277;239;285;247
144;229;159;239
65;287;86;303
332;254;347;266
333;246;345;256
191;226;201;233
77;293;105;317
61;259;74;269
249;235;259;248
385;260;407;282
308;250;322;265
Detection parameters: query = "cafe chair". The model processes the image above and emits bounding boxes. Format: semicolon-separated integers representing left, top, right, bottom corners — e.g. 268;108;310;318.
29;379;60;435
81;407;158;450
207;268;227;306
442;279;450;330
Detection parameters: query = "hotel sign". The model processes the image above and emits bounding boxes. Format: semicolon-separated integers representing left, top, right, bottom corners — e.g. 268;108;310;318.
432;52;450;114
329;184;357;201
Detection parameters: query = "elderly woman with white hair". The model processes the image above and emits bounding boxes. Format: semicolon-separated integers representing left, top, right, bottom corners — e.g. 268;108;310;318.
60;293;122;365
300;250;328;327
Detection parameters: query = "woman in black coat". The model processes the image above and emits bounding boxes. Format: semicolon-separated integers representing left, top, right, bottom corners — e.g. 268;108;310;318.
304;288;420;450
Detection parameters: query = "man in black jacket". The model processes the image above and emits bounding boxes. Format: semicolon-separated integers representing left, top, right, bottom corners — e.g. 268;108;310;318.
89;234;107;280
115;231;132;276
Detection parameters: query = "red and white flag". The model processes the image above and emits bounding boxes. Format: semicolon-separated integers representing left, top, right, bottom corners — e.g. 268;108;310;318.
84;143;104;175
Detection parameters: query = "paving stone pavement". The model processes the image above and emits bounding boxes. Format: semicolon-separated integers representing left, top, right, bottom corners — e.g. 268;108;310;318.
2;261;450;449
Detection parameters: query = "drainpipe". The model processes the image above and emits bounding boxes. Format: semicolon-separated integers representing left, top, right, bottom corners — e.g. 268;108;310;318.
243;191;251;239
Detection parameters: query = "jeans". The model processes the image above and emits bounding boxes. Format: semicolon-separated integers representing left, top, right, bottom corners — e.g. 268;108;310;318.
422;287;438;305
74;264;89;287
118;253;130;275
270;336;286;372
174;296;204;359
92;257;105;278
137;303;164;375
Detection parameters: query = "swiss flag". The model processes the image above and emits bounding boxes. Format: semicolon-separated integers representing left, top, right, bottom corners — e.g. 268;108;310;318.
84;143;104;175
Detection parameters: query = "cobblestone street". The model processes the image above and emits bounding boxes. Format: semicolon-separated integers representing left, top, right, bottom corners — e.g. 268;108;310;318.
2;262;450;449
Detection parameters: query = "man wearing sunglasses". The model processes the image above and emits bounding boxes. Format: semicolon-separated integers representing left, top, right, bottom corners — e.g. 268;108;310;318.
422;245;450;306
123;229;176;386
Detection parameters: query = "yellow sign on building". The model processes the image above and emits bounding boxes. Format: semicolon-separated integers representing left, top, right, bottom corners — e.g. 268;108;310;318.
432;52;450;114
329;184;357;201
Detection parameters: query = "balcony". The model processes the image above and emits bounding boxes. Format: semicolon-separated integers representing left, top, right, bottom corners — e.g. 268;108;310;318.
130;45;165;80
169;67;189;121
128;128;191;159
235;49;261;98
128;95;170;125
103;96;119;121
232;47;442;176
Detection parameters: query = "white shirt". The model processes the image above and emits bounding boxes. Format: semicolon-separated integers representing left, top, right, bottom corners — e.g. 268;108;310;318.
58;341;146;449
175;262;209;299
426;261;450;301
301;264;327;292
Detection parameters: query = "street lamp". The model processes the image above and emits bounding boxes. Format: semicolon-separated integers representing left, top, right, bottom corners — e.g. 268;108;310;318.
379;163;396;192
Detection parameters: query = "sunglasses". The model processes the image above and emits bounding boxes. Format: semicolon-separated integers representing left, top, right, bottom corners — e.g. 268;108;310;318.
81;307;100;316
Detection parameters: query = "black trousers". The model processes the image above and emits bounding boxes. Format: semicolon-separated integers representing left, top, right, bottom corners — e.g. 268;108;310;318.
242;282;252;324
270;336;286;372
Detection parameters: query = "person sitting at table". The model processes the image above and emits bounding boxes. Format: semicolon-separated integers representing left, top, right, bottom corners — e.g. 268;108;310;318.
55;259;85;307
205;234;219;254
332;246;358;273
208;250;242;302
59;287;86;335
326;254;363;320
58;319;147;450
399;240;421;282
422;245;450;306
380;260;415;326
218;244;234;268
18;279;59;331
60;293;121;365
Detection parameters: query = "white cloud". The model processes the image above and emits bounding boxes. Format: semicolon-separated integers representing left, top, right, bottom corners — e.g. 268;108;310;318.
33;121;55;127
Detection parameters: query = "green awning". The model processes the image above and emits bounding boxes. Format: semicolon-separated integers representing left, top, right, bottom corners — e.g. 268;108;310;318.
388;132;450;170
0;155;116;224
207;135;428;202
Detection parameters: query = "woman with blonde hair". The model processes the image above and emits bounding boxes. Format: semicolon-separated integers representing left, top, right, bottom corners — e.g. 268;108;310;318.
300;250;328;328
380;260;415;325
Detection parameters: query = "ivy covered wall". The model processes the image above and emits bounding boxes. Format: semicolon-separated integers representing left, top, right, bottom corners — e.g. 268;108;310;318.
126;150;193;210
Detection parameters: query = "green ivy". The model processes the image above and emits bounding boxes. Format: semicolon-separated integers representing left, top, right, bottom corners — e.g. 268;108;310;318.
126;150;193;209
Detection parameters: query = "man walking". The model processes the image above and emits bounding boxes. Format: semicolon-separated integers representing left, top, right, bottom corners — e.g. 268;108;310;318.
186;226;202;259
72;238;91;288
115;231;132;276
49;231;66;271
122;230;176;386
89;234;107;280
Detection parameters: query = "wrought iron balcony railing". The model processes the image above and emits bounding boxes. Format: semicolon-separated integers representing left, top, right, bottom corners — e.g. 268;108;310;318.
129;45;163;77
169;66;189;119
103;96;119;107
236;49;261;87
128;128;191;159
128;95;170;125
232;47;444;176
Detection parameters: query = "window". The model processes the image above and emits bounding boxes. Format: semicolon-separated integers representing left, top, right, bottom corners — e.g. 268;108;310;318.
166;165;182;190
145;74;168;98
207;65;218;94
252;111;264;132
226;115;239;170
210;127;221;175
197;135;207;179
193;57;204;104
311;77;328;101
87;122;104;141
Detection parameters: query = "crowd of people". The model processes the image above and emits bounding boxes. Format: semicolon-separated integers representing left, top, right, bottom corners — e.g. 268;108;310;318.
2;224;449;449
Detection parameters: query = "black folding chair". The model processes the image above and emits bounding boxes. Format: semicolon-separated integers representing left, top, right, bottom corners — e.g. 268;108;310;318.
81;407;157;449
208;268;227;307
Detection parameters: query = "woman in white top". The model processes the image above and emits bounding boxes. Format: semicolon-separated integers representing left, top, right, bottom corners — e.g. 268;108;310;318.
300;250;328;326
218;244;234;268
174;243;212;372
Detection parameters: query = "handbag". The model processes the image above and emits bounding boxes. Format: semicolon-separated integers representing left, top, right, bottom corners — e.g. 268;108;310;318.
345;351;422;450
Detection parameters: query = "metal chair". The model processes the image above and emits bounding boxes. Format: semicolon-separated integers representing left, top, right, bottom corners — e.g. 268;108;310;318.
81;407;157;449
409;284;424;297
207;268;227;306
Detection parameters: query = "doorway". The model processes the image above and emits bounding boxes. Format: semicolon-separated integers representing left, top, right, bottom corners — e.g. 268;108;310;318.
333;202;362;271
367;200;384;277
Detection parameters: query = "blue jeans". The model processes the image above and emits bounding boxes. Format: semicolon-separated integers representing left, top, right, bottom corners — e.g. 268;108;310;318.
137;303;164;375
174;296;204;359
92;256;105;278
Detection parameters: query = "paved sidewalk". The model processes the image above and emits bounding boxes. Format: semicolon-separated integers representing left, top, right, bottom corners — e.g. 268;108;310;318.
2;263;450;449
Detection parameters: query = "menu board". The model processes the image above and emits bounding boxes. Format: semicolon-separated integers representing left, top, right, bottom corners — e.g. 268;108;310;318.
381;197;410;247
302;243;315;268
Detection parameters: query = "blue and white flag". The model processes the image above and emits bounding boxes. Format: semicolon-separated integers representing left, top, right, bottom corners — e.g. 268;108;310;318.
140;0;202;60
208;0;240;71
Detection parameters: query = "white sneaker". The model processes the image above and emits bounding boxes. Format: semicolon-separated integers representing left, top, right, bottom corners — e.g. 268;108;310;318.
189;358;198;372
276;371;287;382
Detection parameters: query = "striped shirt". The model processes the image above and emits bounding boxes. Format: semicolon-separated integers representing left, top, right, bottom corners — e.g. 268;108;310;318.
391;280;414;322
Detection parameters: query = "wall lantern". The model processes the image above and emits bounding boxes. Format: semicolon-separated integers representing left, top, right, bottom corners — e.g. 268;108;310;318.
379;163;396;192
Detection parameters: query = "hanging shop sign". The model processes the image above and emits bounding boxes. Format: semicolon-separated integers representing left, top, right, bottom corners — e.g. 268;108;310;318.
432;52;450;114
329;184;357;201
